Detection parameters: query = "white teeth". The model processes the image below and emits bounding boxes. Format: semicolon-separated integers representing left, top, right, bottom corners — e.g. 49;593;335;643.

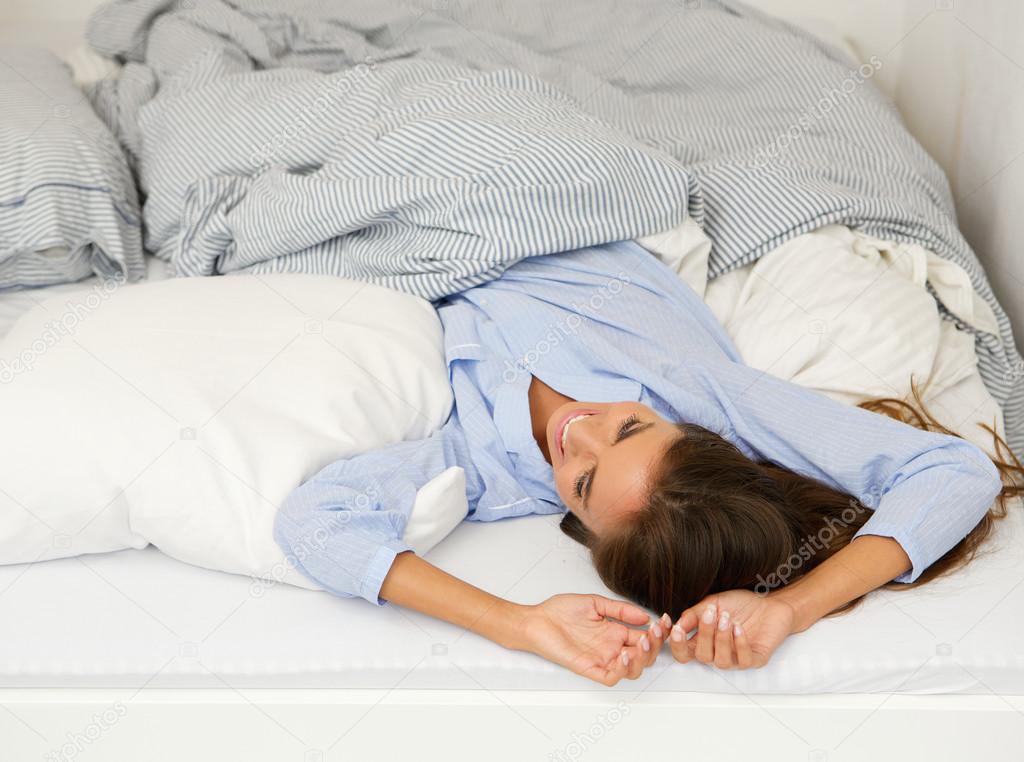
561;414;591;452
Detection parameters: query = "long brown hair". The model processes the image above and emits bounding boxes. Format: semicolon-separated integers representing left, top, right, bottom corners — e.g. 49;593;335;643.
560;387;1024;617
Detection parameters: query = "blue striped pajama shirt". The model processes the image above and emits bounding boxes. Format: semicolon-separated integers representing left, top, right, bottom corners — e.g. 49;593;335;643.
273;241;1002;604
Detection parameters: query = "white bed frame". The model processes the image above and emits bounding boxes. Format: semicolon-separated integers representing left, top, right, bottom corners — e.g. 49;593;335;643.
5;689;1023;760
2;1;1023;759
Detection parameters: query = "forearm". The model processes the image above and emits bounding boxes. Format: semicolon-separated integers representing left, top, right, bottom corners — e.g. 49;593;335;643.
772;535;911;633
379;551;529;650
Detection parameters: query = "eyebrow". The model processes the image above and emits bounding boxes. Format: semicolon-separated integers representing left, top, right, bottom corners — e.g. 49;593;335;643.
582;421;655;511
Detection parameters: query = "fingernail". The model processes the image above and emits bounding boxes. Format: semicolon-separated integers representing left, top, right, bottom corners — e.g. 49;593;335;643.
661;613;672;628
621;650;630;666
702;604;716;624
651;623;663;639
718;610;731;631
640;635;650;653
671;624;683;642
734;622;743;637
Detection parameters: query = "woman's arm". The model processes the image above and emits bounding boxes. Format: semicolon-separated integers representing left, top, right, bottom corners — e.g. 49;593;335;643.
776;534;911;632
670;355;1002;584
275;428;666;684
381;551;668;684
661;356;1001;669
668;535;909;668
381;552;526;647
274;423;478;603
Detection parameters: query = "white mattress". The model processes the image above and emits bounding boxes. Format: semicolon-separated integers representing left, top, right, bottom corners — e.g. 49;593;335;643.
1;498;1022;694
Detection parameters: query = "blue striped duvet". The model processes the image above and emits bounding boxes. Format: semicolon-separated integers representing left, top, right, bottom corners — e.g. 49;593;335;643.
85;0;1024;451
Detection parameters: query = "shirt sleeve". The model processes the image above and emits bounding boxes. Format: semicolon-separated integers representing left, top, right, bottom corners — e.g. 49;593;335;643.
673;357;1003;583
273;420;474;604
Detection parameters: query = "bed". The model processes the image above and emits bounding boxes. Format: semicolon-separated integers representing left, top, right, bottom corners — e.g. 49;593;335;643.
1;1;1023;760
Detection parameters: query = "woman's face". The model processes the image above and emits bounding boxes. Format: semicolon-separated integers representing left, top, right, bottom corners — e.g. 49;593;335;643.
545;401;679;535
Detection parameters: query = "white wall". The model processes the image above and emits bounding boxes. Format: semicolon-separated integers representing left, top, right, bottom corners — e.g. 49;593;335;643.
900;1;1024;350
0;0;104;55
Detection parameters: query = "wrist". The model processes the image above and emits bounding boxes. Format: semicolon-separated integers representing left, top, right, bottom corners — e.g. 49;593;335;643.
481;600;532;651
769;581;821;634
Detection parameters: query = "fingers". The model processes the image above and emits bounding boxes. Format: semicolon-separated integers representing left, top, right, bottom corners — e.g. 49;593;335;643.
625;642;646;679
642;613;670;668
613;631;644;680
593;596;651;626
607;640;648;684
677;605;701;636
693;602;717;664
647;614;671;667
671;603;749;670
577;609;683;687
605;612;673;683
733;621;754;669
668;603;702;664
670;604;705;664
588;643;635;686
669;616;691;663
619;615;668;679
713;609;734;669
586;656;625;687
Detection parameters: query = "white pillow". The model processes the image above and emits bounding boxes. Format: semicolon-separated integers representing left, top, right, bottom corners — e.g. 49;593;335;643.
702;225;1004;453
0;274;457;589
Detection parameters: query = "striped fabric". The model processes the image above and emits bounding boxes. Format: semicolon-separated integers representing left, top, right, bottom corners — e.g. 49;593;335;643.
0;47;142;288
143;60;699;298
86;0;1024;452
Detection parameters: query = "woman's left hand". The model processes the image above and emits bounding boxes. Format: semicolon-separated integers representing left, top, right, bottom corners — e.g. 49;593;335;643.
668;589;797;670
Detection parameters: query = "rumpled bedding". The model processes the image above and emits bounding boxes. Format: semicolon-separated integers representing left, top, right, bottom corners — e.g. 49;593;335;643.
84;0;1024;451
86;10;701;300
0;46;143;288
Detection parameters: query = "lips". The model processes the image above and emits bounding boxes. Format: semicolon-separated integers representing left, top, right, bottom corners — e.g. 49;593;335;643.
555;410;595;460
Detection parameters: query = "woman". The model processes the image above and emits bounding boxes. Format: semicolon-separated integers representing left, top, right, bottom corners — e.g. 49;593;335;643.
274;238;1016;685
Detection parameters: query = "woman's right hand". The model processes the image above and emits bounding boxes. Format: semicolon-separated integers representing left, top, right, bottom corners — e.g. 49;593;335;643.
518;594;669;685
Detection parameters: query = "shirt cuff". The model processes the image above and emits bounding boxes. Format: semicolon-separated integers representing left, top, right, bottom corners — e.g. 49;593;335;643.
851;520;922;584
359;543;411;605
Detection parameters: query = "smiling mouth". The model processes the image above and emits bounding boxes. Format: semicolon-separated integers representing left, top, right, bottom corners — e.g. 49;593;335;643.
556;411;594;459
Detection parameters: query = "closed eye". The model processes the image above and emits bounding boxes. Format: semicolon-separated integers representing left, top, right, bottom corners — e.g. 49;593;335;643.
615;413;640;442
574;469;591;501
614;413;652;443
575;415;654;509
